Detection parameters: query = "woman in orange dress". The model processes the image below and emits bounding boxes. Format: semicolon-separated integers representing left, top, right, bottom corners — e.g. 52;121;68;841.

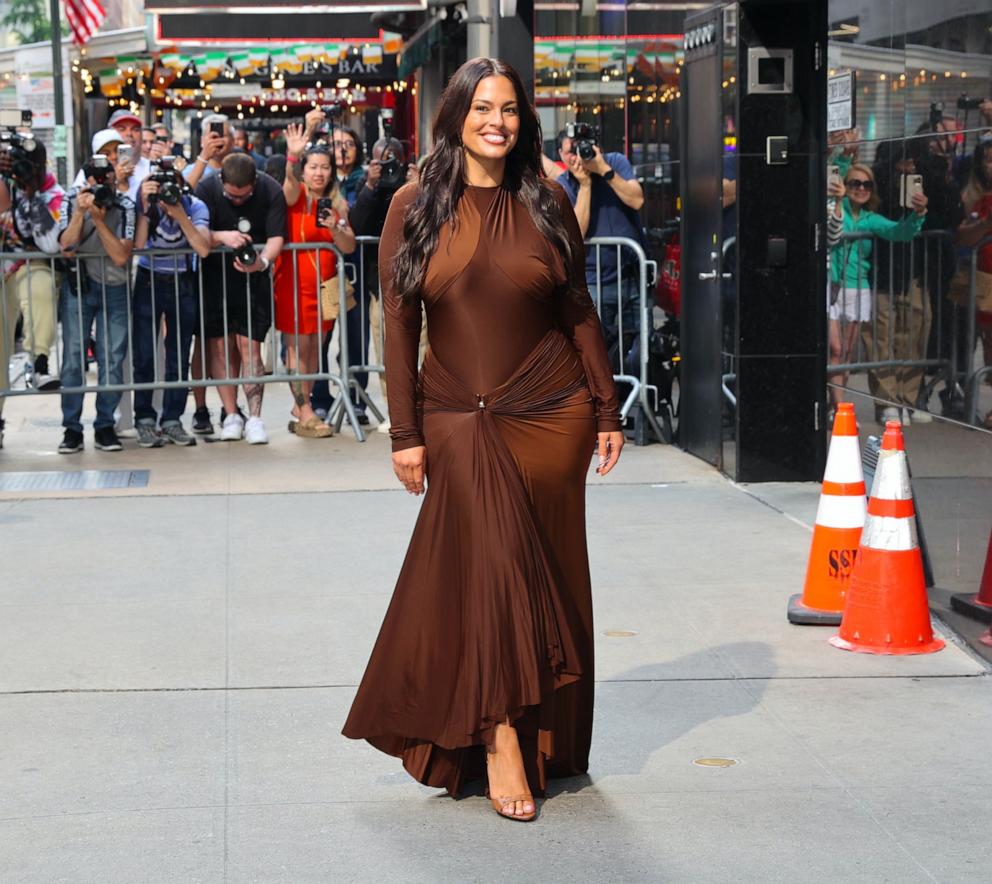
274;121;355;437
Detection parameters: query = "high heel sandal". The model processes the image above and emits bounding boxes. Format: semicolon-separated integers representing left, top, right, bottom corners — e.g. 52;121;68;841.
485;786;537;822
485;749;537;822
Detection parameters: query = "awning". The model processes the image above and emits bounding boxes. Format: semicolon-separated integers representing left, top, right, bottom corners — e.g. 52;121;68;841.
398;18;443;80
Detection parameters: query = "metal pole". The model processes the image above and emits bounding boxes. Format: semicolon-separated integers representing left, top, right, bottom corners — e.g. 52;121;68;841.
49;0;67;187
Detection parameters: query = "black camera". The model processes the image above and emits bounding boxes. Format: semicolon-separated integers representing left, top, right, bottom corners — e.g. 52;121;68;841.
379;149;405;189
82;155;116;210
957;94;989;112
0;130;39;184
320;103;343;119
234;217;256;265
928;101;945;129
148;156;185;207
566;122;599;161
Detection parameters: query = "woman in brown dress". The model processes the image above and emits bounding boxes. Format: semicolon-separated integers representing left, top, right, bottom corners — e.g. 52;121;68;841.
342;57;624;821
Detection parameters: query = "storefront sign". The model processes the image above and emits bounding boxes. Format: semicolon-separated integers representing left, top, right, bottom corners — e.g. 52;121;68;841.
827;70;856;133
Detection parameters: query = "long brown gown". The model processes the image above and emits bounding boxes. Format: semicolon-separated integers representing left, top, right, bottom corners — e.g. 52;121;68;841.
342;180;621;797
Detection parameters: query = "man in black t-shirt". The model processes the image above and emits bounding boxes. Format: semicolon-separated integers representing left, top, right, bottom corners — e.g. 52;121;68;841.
196;153;286;444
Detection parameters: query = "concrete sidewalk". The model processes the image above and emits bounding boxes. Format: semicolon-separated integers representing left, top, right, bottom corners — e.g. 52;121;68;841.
1;388;990;883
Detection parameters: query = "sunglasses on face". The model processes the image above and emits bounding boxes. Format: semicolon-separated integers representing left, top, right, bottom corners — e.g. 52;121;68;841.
222;188;254;203
846;179;873;191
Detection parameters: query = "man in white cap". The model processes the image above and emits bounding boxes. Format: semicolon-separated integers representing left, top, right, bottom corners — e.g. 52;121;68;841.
73;109;150;203
56;128;136;454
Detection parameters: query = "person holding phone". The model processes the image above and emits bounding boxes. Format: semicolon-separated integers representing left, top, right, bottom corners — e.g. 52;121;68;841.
71;109;150;203
183;114;232;190
274;122;355;437
828;162;928;416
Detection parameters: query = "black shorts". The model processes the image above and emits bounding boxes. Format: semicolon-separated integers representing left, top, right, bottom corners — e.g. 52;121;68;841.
201;271;272;342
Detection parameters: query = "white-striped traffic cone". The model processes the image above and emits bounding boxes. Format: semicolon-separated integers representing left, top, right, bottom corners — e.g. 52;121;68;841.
829;421;944;655
788;403;866;625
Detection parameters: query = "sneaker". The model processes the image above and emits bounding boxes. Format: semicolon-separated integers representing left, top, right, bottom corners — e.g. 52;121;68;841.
191;406;213;434
244;415;269;445
161;421;197;446
94;426;123;451
907;407;933;424
58;428;84;453
346;409;370;427
220;413;245;441
220;406;248;424
313;407;328;422
28;354;60;391
880;406;901;425
136;421;165;448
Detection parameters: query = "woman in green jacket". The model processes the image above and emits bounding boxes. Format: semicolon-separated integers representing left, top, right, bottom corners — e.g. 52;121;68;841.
828;162;928;411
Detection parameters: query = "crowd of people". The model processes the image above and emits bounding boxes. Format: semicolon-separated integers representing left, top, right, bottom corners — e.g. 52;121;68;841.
0;102;648;453
826;102;992;429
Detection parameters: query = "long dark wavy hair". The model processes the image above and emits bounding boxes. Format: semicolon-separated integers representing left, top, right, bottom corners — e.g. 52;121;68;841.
391;57;578;302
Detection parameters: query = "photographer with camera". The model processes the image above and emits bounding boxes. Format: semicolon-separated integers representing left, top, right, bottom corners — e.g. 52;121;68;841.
56;129;137;454
345;133;411;424
557;124;645;361
0;131;65;403
196;152;286;444
131;156;212;448
184;113;233;190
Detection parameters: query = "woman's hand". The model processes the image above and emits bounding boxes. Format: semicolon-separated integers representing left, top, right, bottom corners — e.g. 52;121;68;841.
596;431;624;477
393;445;427;495
284;123;309;159
827;178;845;200
911;191;929;216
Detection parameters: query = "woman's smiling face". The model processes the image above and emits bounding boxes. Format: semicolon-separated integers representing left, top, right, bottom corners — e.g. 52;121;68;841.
460;75;520;166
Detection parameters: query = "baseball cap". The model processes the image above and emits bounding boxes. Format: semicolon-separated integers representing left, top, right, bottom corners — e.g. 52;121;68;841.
107;109;142;128
92;128;124;154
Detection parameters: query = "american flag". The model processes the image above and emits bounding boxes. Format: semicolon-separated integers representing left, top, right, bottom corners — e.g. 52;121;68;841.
64;0;107;46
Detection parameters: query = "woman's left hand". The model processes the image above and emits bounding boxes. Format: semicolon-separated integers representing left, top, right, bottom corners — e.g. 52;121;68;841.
285;123;309;159
911;191;929;215
596;431;624;476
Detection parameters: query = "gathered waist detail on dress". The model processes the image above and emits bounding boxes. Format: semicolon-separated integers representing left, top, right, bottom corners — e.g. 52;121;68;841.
419;328;588;416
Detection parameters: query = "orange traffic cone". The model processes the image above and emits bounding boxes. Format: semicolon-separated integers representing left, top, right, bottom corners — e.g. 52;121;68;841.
829;421;945;655
949;527;992;624
788;403;866;625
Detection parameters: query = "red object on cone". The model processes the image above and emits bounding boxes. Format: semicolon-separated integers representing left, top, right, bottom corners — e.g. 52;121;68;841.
975;530;992;609
830;422;945;655
788;403;866;625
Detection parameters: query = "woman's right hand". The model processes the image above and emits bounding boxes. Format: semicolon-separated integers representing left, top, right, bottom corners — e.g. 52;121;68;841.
392;445;427;495
285;123;309;159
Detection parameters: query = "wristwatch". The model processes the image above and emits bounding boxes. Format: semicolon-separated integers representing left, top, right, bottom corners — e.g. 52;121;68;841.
602;168;616;182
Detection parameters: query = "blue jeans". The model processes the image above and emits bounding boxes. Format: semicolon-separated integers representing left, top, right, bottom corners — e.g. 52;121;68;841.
60;276;129;433
132;267;197;425
590;274;640;364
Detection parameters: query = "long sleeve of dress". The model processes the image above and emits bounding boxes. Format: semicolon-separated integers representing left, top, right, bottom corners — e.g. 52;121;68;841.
550;184;622;433
379;184;425;452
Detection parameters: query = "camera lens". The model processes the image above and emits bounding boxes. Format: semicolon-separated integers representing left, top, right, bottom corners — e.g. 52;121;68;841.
160;182;181;206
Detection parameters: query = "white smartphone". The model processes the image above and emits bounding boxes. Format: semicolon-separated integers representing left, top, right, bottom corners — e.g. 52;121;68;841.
117;144;134;165
900;173;923;209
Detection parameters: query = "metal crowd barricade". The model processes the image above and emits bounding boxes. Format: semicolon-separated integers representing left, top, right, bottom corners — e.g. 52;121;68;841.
829;227;991;427
962;233;992;426
0;242;368;440
585;235;665;444
2;237;671;444
339;235;667;445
